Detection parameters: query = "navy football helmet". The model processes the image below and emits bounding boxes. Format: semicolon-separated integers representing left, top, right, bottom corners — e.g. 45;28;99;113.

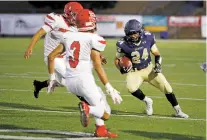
124;19;143;42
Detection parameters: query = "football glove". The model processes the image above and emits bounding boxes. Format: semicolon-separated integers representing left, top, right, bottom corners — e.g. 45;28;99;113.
105;83;123;104
153;63;162;73
120;65;132;74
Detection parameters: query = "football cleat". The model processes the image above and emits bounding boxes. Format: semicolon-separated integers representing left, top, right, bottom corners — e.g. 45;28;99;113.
175;111;189;118
78;101;90;127
144;97;153;116
94;125;118;138
33;80;42;98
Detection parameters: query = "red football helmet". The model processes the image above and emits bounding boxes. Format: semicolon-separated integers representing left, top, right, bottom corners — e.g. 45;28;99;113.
76;9;97;32
64;2;83;25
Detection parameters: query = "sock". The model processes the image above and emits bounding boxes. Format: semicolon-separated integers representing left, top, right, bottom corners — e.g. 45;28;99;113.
174;105;182;114
131;89;146;100
94;117;105;126
89;106;104;118
143;96;151;102
165;93;178;107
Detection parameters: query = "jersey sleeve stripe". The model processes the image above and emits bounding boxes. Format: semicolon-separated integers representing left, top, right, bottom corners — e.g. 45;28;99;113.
46;15;55;21
98;40;106;45
58;28;69;32
44;22;53;29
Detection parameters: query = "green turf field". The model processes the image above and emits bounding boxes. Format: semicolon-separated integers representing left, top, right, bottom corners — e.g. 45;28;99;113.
0;38;206;140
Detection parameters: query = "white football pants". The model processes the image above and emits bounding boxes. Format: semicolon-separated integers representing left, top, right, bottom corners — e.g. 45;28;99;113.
65;73;111;117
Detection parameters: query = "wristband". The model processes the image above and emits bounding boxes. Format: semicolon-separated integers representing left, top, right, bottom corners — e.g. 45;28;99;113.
49;73;55;81
155;55;162;65
105;83;112;90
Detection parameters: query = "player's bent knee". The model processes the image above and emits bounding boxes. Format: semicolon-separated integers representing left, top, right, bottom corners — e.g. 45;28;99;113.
101;112;110;121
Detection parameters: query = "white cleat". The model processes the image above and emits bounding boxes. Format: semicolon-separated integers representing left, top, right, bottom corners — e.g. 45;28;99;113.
175;111;189;118
144;97;153;116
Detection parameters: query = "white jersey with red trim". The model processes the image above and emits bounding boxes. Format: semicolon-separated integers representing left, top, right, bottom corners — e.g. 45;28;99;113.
41;12;78;61
57;32;106;78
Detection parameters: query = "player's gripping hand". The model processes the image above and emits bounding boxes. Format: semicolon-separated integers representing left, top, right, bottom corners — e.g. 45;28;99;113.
120;65;132;74
118;56;132;74
105;83;123;104
47;74;56;93
153;63;162;73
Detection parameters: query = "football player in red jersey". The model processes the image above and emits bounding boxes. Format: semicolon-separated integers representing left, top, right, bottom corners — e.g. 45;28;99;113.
24;2;107;98
47;9;122;138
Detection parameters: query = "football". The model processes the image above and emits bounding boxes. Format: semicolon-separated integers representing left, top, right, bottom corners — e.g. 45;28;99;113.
118;56;132;69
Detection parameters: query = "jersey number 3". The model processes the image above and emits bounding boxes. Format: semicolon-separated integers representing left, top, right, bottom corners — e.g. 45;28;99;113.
69;41;80;68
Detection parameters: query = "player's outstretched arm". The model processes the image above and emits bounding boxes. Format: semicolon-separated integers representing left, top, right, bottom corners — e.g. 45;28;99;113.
91;49;109;85
47;44;64;93
91;49;123;104
24;28;46;59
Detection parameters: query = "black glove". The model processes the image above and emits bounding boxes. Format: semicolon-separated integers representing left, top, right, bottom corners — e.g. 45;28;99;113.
153;63;162;73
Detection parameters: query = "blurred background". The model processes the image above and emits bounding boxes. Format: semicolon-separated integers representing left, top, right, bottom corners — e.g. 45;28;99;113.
0;1;206;39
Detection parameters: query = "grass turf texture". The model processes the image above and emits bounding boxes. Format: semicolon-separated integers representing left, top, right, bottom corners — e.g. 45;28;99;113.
0;38;206;140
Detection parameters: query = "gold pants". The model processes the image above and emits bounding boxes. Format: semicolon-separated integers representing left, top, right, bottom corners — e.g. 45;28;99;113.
126;63;172;93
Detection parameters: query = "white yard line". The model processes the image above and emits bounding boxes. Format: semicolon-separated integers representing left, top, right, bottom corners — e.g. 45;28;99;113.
0;88;205;101
0;108;205;121
0;74;205;87
0;129;94;137
0;135;105;140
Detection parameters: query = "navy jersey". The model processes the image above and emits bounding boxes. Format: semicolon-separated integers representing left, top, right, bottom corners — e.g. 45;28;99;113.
116;31;156;70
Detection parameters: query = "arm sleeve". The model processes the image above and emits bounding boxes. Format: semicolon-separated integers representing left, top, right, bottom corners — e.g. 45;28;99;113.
91;35;106;52
42;13;58;33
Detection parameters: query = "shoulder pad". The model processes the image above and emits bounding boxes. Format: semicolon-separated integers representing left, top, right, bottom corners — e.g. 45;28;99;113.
91;34;106;52
142;31;154;40
45;13;56;20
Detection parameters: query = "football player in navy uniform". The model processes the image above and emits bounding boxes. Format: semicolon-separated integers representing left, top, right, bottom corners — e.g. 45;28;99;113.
114;19;188;118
